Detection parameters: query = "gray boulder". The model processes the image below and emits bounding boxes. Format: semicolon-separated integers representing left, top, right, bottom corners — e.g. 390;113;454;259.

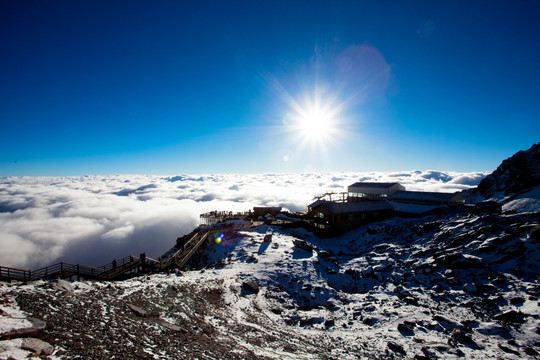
241;280;260;294
22;337;55;356
0;317;46;340
51;279;73;293
126;303;147;317
293;239;313;252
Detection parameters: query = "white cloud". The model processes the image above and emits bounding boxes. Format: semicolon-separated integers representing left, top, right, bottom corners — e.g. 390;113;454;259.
101;223;135;242
0;171;487;269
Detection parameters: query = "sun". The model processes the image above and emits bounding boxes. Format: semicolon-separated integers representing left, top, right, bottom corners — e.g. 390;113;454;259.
296;104;335;141
288;95;341;148
263;72;347;157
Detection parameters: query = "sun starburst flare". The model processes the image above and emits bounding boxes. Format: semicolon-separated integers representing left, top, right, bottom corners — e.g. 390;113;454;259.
287;95;342;147
263;71;352;166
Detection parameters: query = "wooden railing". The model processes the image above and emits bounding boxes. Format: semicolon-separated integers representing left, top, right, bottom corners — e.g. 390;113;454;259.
0;266;44;282
0;230;212;282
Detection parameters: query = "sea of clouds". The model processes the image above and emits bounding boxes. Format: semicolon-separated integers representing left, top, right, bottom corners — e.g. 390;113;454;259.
0;171;488;269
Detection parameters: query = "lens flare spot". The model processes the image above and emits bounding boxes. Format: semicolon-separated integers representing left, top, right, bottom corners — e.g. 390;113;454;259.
214;233;224;245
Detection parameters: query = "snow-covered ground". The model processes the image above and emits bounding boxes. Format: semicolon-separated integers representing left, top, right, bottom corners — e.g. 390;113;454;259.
2;207;539;359
503;185;540;214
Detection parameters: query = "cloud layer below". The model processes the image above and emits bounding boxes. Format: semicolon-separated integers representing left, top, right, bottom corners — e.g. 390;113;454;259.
0;171;487;269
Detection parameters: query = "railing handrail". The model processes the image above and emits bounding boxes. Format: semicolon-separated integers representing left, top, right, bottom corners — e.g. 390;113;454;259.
1;230;213;282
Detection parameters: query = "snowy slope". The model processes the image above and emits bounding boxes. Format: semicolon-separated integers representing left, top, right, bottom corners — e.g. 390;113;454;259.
504;185;540;213
2;207;540;359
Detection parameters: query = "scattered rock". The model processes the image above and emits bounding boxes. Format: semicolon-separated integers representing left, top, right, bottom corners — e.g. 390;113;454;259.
398;322;415;334
387;341;406;355
433;315;460;330
21;337;54;356
317;250;332;259
362;317;378;326
373;263;390;272
479;283;498;292
51;279;73;293
403;296;419;306
361;267;373;277
126;303;147;317
494;310;526;324
0;317;46;340
396;286;412;299
324;318;335;327
452;254;485;269
498;343;520;355
363;304;376;312
509;296;525;306
241;280;260;294
344;268;358;276
391;272;403;283
293;239;313;252
464;283;478;293
160;320;187;333
373;271;384;281
448;328;480;349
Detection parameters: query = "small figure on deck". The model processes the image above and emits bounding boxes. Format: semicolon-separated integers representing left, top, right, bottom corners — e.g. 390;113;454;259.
140;253;146;264
112;259;117;268
176;237;186;252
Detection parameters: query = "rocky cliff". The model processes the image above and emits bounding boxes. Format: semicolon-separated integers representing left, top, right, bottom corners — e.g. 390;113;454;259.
475;142;540;199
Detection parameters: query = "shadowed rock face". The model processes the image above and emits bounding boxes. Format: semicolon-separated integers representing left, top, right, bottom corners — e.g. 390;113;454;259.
476;142;540;198
0;317;46;340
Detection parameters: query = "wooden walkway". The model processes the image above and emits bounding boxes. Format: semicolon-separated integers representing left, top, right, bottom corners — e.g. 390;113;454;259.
0;231;210;282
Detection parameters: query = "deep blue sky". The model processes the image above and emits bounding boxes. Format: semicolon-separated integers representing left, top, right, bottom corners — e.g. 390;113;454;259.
1;1;539;175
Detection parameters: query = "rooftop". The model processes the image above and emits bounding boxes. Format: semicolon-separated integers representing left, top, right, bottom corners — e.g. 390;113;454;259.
348;182;400;189
390;191;461;202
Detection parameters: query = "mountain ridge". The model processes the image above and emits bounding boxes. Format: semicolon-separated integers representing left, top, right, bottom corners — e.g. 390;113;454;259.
475;142;540;199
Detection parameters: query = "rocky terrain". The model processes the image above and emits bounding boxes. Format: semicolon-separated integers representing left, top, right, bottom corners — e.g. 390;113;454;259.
2;205;540;359
1;143;540;359
471;142;540;199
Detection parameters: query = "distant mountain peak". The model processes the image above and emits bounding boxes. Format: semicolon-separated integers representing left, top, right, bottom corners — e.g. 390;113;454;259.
476;142;540;199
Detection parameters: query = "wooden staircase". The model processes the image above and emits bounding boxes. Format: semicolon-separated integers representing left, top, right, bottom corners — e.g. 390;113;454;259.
0;230;211;282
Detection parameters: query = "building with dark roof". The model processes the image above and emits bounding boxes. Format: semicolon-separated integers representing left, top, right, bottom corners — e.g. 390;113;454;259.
308;199;394;232
389;191;465;206
308;181;466;234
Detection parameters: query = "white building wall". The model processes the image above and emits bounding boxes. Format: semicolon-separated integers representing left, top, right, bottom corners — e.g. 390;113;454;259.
348;183;406;198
